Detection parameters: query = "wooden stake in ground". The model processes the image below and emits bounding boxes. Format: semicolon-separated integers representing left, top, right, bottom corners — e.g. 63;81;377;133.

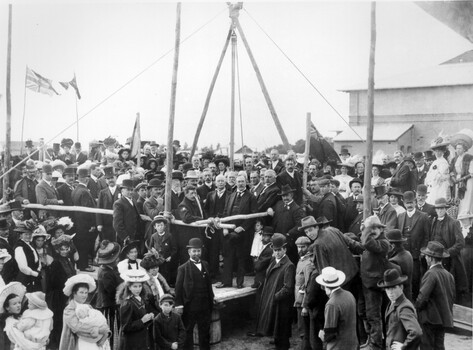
363;2;376;220
3;4;13;203
164;3;182;215
303;113;311;190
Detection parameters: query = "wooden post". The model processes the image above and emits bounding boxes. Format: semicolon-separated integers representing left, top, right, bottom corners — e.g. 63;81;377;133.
3;4;12;203
235;18;291;151
75;95;79;141
136;112;141;167
190;26;233;159
20;67;27;156
230;31;237;170
164;3;181;215
363;2;376;220
303;113;311;190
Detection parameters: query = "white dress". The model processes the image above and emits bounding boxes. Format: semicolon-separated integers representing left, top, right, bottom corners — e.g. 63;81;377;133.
334;174;353;199
425;157;451;205
455;154;473;218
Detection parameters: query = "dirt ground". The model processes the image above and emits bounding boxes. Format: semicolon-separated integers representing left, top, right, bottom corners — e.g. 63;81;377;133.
210;296;473;350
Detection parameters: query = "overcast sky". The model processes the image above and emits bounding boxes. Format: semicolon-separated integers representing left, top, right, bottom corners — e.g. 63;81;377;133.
0;1;471;152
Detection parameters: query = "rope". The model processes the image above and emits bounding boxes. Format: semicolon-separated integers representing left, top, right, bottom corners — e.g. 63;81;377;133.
243;8;365;142
0;6;227;182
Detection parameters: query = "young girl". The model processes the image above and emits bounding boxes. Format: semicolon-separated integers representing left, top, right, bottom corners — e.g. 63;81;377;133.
117;240;143;275
116;269;154;350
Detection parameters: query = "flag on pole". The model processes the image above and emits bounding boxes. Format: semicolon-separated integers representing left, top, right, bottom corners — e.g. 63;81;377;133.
59;74;81;99
309;122;341;164
26;66;59;96
130;114;141;159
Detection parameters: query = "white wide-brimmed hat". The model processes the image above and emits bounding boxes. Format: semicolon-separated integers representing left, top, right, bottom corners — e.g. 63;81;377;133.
63;274;96;297
120;269;150;283
26;291;48;309
0;282;26;313
315;267;346;288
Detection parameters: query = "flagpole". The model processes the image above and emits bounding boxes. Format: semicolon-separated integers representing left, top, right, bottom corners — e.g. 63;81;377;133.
20;66;28;156
164;2;181;215
75;94;79;141
303;113;311;190
136;112;141;167
3;4;12;202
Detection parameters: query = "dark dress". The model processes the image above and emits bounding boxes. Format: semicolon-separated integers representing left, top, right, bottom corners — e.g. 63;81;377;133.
119;296;151;350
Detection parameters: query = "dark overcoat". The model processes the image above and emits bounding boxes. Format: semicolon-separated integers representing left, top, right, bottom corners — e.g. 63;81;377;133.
96;187;120;241
113;196;142;243
119;296;150;350
397;210;430;259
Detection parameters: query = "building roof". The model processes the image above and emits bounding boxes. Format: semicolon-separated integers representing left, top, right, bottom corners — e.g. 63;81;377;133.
340;61;473;91
235;145;253;154
333;123;413;142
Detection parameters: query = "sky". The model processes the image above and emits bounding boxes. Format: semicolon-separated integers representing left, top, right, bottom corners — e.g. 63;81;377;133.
0;1;471;153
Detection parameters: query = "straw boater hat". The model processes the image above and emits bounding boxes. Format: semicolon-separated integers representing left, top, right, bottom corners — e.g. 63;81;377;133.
150;214;169;227
0;282;27;313
421;241;450;259
26;291;48;309
185;170;199;180
0;249;11;263
316;267;346;288
96;240;121;265
63;274;96;297
377;269;407;289
120;269;150;283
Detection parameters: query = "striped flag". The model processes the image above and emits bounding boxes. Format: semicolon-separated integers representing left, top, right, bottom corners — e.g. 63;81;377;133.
130;114;141;159
59;74;81;99
26;66;59;96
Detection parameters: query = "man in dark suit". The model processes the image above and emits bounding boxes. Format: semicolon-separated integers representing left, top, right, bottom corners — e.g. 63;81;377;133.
216;175;257;288
390;157;417;193
268;184;305;265
14;160;38;206
113;179;142;245
269;148;285;174
397;191;430;300
256;169;280;215
249;171;264;198
71;168;97;272
97;166;120;242
374;185;398;231
203;174;228;278
415;184;436;221
196;169;215;204
276;157;303;205
415;241;455;350
170;171;185;214
344;178;363;231
175;238;214;350
58;138;76;165
414;152;429;185
87;163;107;201
348;194;366;236
35;164;64;216
316;179;338;228
251;226;274;289
386;229;414;301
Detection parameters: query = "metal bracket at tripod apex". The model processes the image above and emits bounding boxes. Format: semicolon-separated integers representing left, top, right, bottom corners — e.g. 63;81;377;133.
228;2;243;20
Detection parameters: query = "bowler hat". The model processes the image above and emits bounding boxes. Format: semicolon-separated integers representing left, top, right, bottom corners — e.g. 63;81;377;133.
182;163;193;173
187;238;203;249
42;164;53;174
316;267;346;288
120;179;134;189
403;191;415;202
349;178;363;189
353;194;364;203
77;168;90;178
278;184;296;196
63;166;76;177
147;178;164;189
298;216;318;231
434;197;450;209
374;185;388;199
315;216;332;226
172;140;181;148
413;152;424;160
421;241;450;258
262;226;274;236
103;166;115;179
172;171;184;181
271;233;287;249
339;148;350;156
377;269;407;288
386;229;406;243
416;184;428;196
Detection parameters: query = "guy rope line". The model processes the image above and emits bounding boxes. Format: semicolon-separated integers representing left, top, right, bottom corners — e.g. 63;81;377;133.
0;6;227;182
243;8;365;142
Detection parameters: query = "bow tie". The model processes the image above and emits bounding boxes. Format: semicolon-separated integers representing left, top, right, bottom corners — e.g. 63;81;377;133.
191;260;201;265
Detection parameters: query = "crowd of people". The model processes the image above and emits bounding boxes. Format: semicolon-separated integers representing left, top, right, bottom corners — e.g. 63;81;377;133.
0;129;471;350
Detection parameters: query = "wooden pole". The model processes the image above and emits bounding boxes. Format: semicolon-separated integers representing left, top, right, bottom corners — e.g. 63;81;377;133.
363;2;376;220
20;67;27;156
230;31;237;169
164;3;181;215
303;113;311;190
3;4;12;203
190;26;233;159
235;18;291;151
75;95;79;141
136;112;141;167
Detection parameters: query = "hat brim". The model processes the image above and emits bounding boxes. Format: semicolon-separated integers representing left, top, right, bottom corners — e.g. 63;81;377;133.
26;293;48;309
97;249;120;265
278;189;296;196
315;271;346;288
430;142;450;150
150;217;169;226
377;275;408;288
298;223;317;231
0;282;27;313
63;274;96;297
420;247;450;259
119;241;140;260
387;238;407;243
120;272;150;283
434;204;450;209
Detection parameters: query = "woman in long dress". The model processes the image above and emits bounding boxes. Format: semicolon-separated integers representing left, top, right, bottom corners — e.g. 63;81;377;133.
425;139;451;205
450;132;473;218
59;274;110;350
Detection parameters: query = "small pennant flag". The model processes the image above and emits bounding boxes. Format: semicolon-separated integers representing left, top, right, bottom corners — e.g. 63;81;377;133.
130;114;141;159
59;74;81;99
26;66;59;96
59;81;69;90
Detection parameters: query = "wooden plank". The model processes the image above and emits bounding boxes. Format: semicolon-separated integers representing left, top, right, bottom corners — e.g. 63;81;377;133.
453;304;473;331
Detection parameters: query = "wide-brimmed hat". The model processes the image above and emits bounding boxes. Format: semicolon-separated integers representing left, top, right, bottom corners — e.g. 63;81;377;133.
278;184;296;196
172;171;184;181
26;291;48;309
119;239;140;260
349;178;363;189
377;269;408;288
374;185;388;199
387;188;403;198
430;136;450;150
421;241;450;258
51;234;74;252
450;130;473;151
118;148;131;157
96;240;121;264
316;267;346;288
214;157;229;167
32;225;51;241
120;179;134;189
63;274;96;297
0;282;27;313
434;197;450;209
13;219;37;234
61;138;74;148
147;178;164;189
271;233;287;249
298;216;318;231
0;249;11;263
120;269;150;283
363;215;386;228
386;229;406;243
185;170;199;180
150;215;169;227
315;216;332;226
51;159;67;172
140;255;165;270
187;238;203;249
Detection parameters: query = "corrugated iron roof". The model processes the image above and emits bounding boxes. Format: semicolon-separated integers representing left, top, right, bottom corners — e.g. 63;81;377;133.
333;123;413;142
340;61;473;91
